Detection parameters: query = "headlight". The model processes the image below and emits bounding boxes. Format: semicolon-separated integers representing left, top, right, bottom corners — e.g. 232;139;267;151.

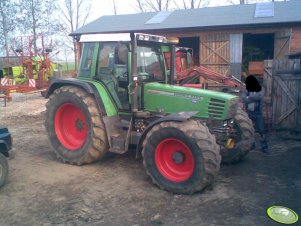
223;119;234;127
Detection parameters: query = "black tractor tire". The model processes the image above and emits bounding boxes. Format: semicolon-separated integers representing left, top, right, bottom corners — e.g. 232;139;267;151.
142;120;221;194
0;153;8;188
45;86;109;165
221;108;255;164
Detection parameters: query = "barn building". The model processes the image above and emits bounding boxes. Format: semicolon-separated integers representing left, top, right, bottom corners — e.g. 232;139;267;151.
73;0;301;131
73;0;301;79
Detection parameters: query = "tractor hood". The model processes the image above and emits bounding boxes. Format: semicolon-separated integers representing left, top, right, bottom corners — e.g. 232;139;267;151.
143;83;239;121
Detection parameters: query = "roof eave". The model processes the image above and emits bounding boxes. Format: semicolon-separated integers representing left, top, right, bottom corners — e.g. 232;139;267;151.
70;21;301;37
158;21;301;33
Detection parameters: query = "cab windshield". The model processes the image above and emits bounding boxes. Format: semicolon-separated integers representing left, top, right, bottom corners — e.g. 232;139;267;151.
137;45;164;81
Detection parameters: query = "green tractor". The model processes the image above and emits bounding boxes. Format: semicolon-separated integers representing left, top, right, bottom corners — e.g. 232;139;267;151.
45;33;254;194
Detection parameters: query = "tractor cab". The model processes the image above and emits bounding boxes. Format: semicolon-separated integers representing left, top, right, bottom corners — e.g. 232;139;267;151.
77;33;169;111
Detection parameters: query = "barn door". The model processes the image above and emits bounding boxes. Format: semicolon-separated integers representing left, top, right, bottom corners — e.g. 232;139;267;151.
200;33;230;76
274;30;291;59
272;60;301;130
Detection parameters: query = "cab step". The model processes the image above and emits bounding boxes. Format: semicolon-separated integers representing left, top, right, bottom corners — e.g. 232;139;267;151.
103;115;132;154
109;134;128;154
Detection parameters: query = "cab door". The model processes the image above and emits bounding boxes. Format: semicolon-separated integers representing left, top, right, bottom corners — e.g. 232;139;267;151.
95;42;130;110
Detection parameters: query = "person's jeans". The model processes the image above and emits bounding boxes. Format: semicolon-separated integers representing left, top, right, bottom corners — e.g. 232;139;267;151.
247;111;268;151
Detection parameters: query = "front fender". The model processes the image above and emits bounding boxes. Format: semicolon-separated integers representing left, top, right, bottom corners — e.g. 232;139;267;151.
136;111;198;154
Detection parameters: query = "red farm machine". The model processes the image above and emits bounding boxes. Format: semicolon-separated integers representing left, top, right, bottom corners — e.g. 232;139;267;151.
164;47;245;94
0;35;59;103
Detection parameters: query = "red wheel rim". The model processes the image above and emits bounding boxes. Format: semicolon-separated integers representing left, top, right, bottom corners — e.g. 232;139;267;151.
155;138;195;182
54;103;88;150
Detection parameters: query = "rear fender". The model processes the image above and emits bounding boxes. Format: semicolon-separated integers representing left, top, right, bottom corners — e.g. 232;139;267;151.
136;111;198;155
46;78;95;98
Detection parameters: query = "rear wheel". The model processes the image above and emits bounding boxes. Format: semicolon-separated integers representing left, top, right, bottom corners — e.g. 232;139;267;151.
142;120;220;194
45;86;109;165
0;153;8;188
221;108;255;164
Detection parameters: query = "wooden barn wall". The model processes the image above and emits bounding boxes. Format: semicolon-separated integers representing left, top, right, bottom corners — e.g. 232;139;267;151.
154;25;301;76
290;27;301;55
274;29;291;59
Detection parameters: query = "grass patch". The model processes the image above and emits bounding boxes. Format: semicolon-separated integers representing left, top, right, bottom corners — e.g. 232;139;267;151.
60;61;76;71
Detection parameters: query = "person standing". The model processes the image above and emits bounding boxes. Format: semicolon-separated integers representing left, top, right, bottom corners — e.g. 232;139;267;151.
242;75;269;154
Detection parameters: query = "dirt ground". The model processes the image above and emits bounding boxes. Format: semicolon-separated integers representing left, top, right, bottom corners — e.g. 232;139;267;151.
0;93;300;226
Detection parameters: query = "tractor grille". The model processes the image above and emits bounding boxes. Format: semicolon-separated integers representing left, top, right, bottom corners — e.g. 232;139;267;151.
208;98;226;119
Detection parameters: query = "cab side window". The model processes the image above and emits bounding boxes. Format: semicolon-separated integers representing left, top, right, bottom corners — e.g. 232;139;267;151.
79;43;96;78
98;44;115;74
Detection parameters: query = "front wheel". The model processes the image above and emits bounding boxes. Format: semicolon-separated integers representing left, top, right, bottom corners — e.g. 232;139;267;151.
0;153;8;188
220;108;255;164
142;120;221;194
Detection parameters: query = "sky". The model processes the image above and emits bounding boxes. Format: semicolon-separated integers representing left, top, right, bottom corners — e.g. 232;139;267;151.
90;0;139;21
89;0;277;22
55;0;275;61
90;0;234;22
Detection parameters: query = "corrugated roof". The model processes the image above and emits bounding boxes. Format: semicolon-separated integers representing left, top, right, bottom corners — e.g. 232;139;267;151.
71;0;301;36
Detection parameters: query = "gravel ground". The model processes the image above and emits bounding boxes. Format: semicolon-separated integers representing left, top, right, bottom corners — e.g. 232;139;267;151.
0;92;300;226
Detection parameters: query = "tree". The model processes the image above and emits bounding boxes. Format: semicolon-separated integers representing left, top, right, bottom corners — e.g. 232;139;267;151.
58;0;92;68
173;0;208;9
228;0;280;4
113;0;117;15
0;0;18;56
135;0;172;12
135;0;209;12
18;0;58;55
